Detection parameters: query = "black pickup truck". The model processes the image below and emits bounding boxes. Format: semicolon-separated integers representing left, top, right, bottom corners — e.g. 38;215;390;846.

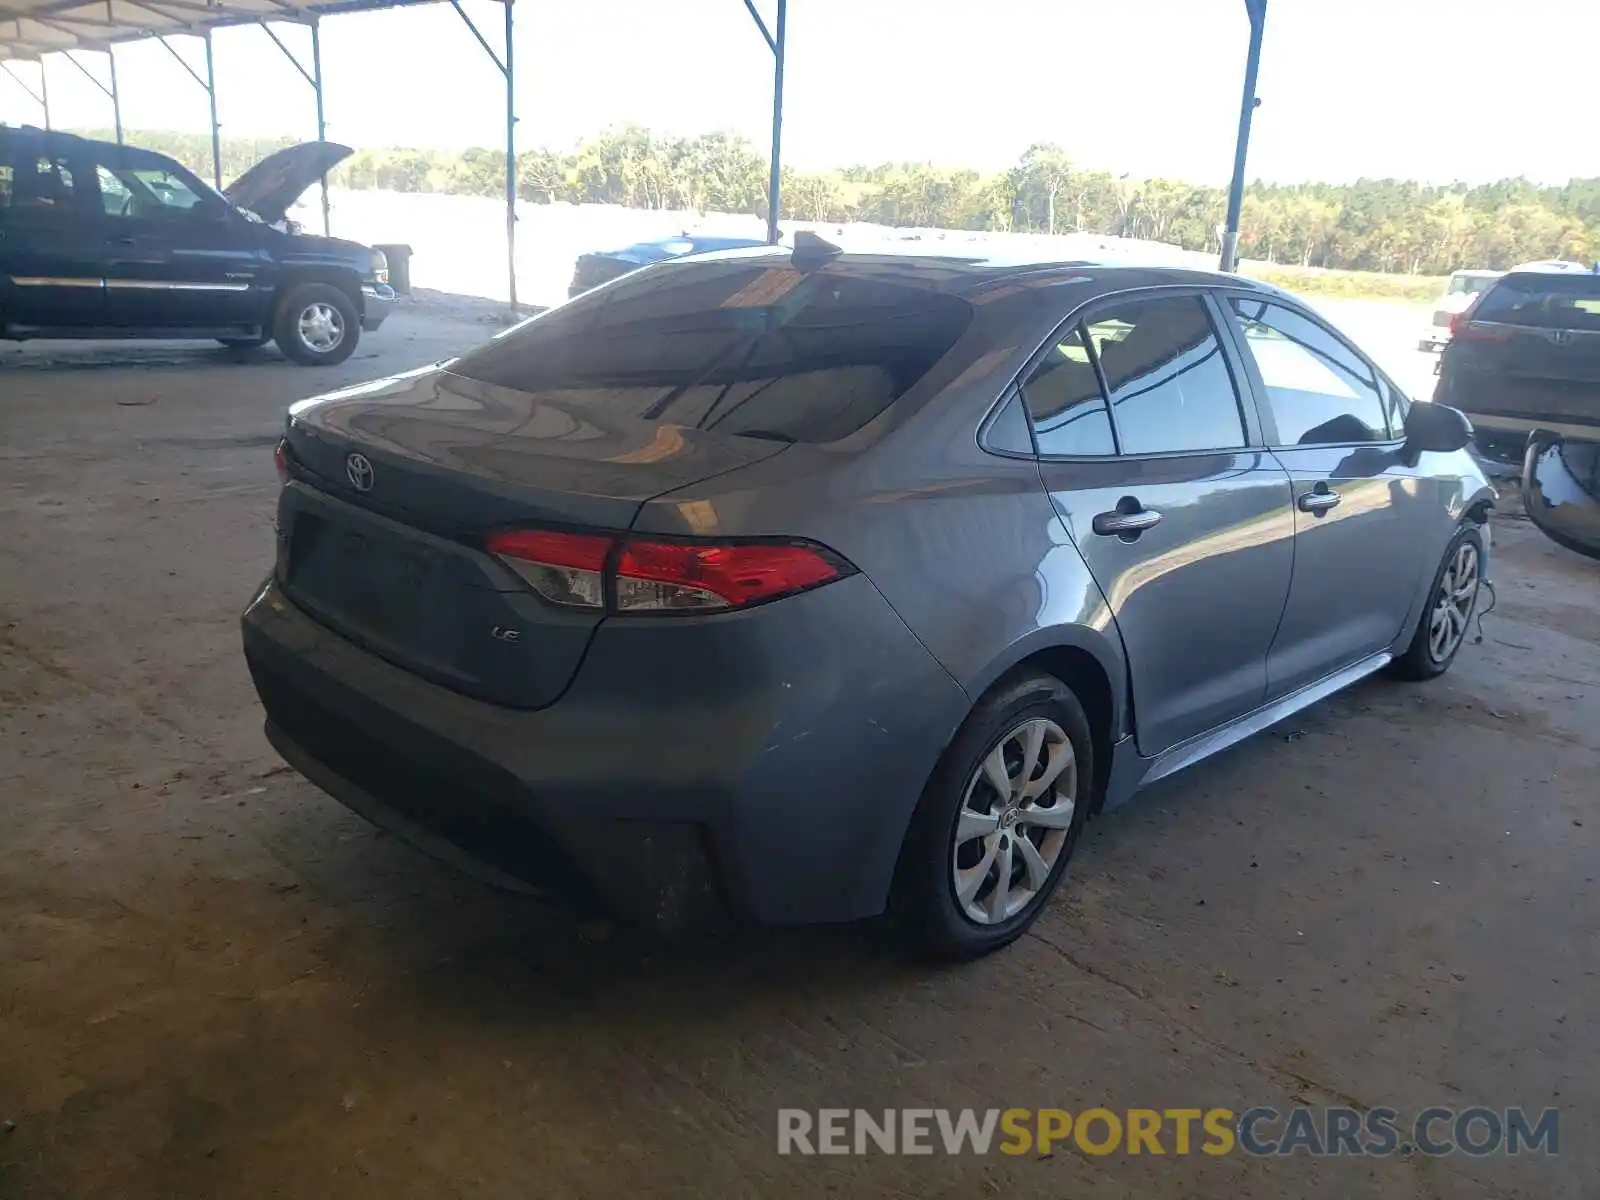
0;127;394;365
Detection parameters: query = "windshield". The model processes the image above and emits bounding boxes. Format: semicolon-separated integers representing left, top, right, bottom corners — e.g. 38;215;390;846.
1448;274;1497;296
450;260;975;444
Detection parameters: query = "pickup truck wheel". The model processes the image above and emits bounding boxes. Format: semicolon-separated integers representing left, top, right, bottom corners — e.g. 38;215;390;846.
274;283;359;366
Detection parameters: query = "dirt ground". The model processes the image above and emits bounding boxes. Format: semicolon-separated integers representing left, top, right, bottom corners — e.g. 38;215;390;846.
2;309;1598;1200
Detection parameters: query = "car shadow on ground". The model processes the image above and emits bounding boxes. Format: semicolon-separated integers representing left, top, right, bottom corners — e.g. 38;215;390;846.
238;699;1309;1033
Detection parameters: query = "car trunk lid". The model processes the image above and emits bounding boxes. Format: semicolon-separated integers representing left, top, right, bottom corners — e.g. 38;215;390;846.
278;367;789;709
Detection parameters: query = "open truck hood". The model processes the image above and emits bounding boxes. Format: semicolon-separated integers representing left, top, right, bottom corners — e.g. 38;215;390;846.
225;141;352;224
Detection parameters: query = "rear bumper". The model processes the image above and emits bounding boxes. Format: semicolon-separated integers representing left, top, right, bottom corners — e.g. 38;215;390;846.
360;284;397;332
240;575;968;929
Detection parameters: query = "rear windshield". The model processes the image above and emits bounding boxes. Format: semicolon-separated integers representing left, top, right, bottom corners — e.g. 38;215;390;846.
1475;272;1600;331
450;260;974;443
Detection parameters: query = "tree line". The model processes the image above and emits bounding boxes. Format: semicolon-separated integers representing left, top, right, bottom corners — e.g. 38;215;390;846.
79;126;1600;277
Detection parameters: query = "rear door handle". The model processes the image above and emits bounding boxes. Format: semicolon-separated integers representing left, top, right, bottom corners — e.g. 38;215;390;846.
1298;487;1341;515
106;235;135;245
1092;503;1162;538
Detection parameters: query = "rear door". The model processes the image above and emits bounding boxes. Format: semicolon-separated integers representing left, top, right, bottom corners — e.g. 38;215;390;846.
1440;271;1600;437
1219;293;1434;698
0;134;104;330
1026;290;1296;755
92;147;266;329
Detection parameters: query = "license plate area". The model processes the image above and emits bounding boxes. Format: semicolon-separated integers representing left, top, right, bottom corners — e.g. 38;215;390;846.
288;513;455;651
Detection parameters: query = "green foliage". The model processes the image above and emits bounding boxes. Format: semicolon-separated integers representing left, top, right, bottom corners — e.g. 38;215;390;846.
76;126;1600;278
1241;265;1445;304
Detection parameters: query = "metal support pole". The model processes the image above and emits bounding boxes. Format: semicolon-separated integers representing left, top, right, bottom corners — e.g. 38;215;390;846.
312;21;329;235
63;50;123;143
204;31;222;189
1219;0;1266;273
448;0;517;312
40;58;51;130
109;47;122;143
766;0;786;244
504;0;518;312
1;61;47;126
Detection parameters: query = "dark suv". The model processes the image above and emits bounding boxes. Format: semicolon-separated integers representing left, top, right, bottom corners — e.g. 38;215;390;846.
1434;263;1600;559
0;127;394;365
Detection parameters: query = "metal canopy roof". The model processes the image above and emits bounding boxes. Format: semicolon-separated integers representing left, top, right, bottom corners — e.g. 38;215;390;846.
0;0;437;60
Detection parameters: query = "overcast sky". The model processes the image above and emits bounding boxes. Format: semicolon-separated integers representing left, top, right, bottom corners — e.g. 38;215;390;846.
5;0;1594;185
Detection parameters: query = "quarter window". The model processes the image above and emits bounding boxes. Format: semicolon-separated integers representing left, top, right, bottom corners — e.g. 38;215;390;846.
1229;297;1390;445
1089;296;1247;454
1020;325;1116;456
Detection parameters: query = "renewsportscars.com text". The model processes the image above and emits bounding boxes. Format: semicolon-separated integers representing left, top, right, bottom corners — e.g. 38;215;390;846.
776;1106;1559;1158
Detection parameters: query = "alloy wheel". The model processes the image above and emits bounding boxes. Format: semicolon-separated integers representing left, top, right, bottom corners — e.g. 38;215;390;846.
951;717;1077;925
1428;539;1479;662
297;302;345;353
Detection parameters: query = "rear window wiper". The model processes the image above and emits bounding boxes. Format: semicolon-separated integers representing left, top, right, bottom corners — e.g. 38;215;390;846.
731;429;797;444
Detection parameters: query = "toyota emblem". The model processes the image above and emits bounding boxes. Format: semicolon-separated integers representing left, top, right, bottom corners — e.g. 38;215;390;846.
345;452;375;492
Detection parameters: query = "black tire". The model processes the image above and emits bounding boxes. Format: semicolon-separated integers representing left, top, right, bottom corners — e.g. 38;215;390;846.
892;670;1095;960
1390;524;1484;681
272;283;359;366
217;334;270;351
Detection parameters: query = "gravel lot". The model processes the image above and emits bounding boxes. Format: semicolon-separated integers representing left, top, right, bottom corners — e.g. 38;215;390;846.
2;304;1598;1199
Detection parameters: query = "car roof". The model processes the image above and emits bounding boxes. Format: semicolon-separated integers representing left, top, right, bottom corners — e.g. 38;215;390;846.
675;242;1287;303
1507;260;1599;275
1;125;116;153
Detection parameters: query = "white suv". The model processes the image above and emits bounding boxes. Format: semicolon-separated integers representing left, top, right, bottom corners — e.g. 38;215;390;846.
1420;269;1502;351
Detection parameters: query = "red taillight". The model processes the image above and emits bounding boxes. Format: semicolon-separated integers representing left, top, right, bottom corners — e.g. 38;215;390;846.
1449;295;1510;342
274;438;290;483
615;539;843;612
485;529;849;614
486;529;612;609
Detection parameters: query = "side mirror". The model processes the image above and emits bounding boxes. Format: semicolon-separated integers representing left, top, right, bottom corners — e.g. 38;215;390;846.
1403;402;1472;457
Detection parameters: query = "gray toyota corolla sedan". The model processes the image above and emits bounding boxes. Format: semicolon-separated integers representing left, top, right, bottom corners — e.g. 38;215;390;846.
242;239;1495;958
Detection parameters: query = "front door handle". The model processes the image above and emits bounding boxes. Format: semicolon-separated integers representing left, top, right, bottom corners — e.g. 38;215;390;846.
106;234;135;245
1298;486;1341;515
1092;501;1162;538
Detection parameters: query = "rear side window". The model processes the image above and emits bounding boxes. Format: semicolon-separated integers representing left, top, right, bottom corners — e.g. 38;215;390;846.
1021;325;1116;456
1474;273;1600;332
450;261;974;444
7;151;78;212
1088;296;1247;454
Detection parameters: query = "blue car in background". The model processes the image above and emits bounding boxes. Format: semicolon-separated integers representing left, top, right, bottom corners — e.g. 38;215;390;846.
567;233;769;298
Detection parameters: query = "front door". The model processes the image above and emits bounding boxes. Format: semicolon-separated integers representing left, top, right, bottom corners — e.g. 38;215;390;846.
1025;292;1296;755
1219;294;1435;699
0;135;105;330
90;150;266;330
